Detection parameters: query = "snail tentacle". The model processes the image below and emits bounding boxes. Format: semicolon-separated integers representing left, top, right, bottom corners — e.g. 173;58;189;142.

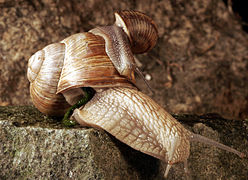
190;133;245;158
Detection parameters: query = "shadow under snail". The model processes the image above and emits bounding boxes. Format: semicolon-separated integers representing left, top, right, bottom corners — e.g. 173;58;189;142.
27;10;246;178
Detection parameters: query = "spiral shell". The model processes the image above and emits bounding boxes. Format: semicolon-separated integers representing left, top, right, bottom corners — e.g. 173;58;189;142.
27;32;135;116
114;10;158;54
28;43;70;116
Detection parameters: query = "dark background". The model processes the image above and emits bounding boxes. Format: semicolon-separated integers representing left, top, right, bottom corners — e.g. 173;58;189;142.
0;0;247;120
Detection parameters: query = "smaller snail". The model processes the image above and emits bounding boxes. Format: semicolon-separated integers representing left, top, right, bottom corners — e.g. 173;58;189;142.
90;10;158;90
27;10;246;178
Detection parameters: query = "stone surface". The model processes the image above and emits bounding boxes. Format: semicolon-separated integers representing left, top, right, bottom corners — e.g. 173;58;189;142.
0;106;159;179
0;0;248;120
0;106;247;179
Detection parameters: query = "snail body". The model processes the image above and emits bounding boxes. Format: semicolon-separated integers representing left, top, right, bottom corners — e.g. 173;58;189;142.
90;10;158;88
72;87;191;170
90;25;136;81
72;87;245;177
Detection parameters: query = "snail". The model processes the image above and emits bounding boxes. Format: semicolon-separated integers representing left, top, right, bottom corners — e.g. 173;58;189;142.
90;10;158;86
27;10;245;178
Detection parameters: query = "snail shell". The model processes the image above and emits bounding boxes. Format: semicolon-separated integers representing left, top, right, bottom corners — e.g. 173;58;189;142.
27;32;135;116
28;43;70;116
114;10;158;54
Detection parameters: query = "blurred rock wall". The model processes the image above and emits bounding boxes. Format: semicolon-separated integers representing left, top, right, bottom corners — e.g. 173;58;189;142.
0;0;247;120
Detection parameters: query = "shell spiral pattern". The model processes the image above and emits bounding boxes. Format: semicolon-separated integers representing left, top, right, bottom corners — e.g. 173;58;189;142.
115;10;158;54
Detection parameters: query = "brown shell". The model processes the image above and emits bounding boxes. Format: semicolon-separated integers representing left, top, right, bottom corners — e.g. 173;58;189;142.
28;43;70;116
57;32;135;93
114;10;158;54
27;32;136;116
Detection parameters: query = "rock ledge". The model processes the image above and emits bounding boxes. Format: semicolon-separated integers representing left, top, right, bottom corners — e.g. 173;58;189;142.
0;106;247;179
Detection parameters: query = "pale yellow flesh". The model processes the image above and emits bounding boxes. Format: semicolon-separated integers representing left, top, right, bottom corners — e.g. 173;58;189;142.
72;87;191;166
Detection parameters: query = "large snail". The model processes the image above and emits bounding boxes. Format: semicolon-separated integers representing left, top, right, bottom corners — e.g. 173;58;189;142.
27;10;245;178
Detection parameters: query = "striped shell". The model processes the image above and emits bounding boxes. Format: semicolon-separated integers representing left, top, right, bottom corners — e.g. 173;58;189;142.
27;43;70;116
114;10;158;54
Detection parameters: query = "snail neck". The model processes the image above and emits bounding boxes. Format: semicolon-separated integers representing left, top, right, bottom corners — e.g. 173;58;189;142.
90;25;135;81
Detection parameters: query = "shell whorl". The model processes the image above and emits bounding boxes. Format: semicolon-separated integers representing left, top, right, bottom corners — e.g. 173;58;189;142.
28;43;70;116
114;10;158;54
